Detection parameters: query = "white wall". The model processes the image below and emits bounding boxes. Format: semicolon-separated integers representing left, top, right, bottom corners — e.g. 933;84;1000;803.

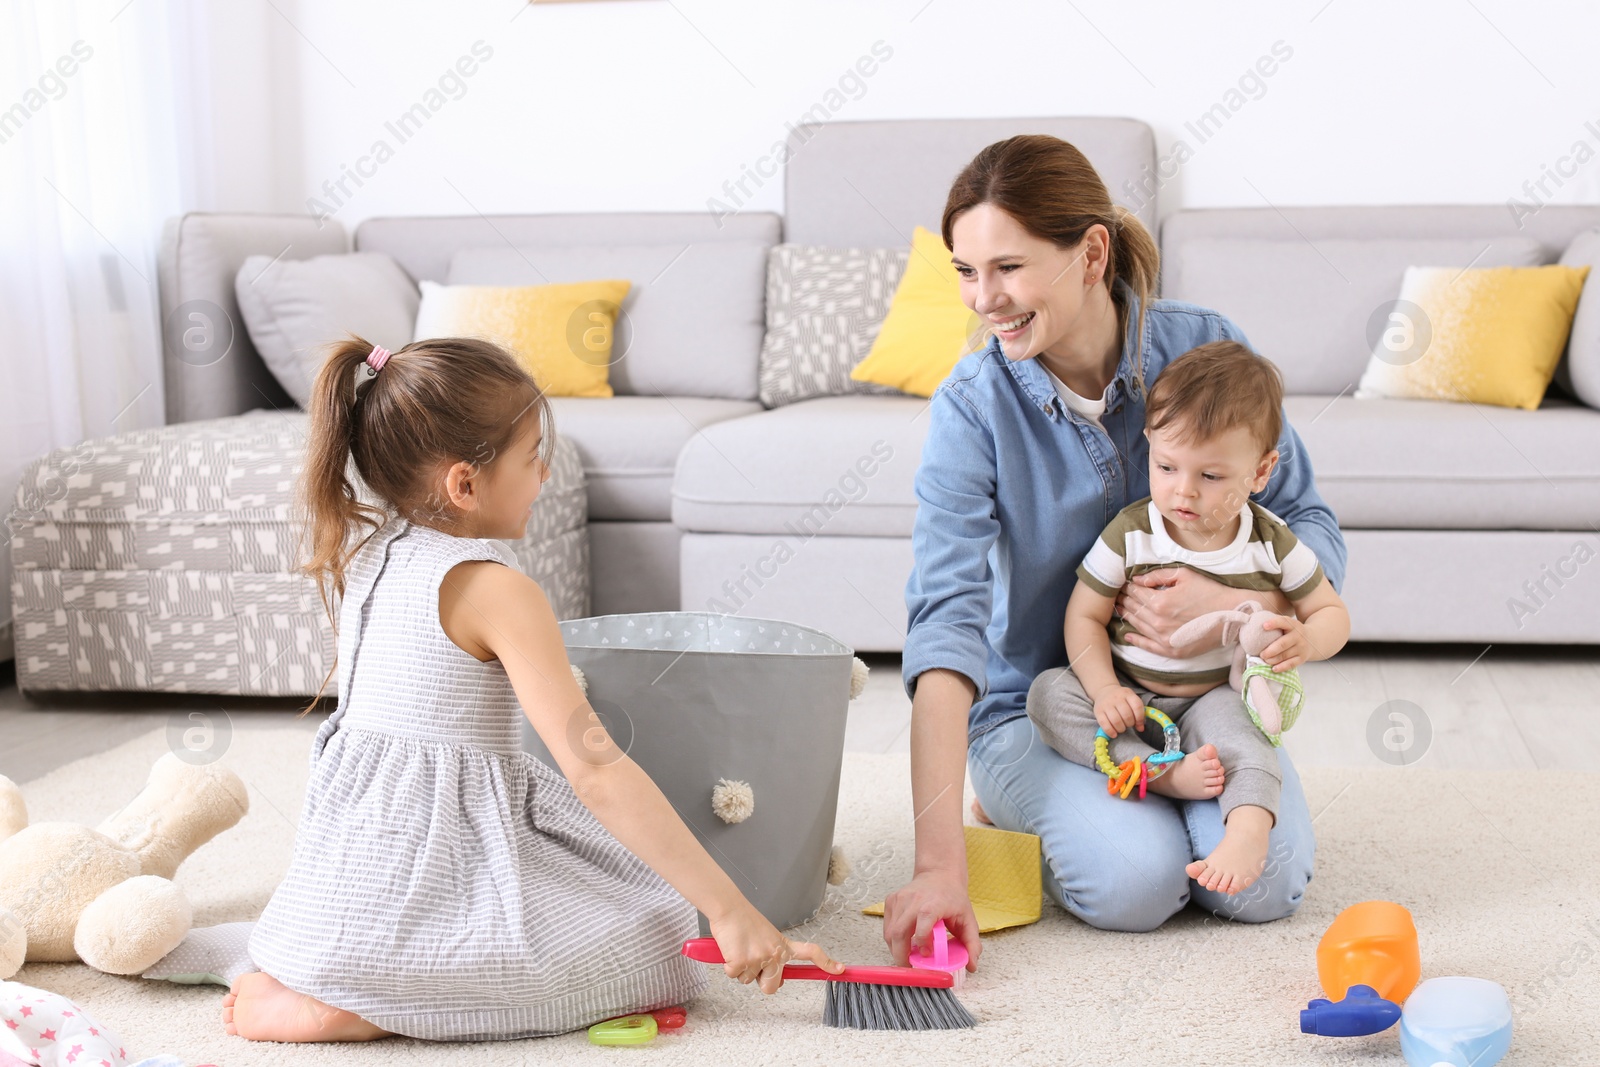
219;0;1600;227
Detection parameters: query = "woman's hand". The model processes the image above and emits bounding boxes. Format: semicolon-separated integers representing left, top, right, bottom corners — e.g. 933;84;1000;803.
708;903;844;993
882;870;982;971
1115;568;1283;658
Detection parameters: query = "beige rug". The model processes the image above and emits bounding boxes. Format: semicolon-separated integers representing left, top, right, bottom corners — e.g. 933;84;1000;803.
11;721;1596;1065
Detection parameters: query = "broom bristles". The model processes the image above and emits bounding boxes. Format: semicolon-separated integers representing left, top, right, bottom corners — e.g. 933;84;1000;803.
822;980;976;1030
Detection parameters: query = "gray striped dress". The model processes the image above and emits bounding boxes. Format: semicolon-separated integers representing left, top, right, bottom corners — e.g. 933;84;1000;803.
248;518;708;1040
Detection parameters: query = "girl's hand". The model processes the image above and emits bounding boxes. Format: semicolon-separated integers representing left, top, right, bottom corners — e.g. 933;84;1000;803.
1093;684;1145;738
1259;615;1311;671
708;904;844;993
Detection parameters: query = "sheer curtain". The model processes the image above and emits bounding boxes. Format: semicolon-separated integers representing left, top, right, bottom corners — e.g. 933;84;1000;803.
0;1;219;662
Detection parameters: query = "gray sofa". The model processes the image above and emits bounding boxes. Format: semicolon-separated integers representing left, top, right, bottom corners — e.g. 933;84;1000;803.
8;115;1598;694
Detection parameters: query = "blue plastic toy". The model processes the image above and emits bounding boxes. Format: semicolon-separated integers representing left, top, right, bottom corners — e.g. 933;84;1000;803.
1300;983;1404;1036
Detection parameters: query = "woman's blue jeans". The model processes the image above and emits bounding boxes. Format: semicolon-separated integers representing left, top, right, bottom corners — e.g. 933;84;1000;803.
968;714;1315;931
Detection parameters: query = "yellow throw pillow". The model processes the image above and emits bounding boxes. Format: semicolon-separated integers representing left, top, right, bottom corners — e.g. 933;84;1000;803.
850;226;982;398
411;279;631;398
1355;264;1590;410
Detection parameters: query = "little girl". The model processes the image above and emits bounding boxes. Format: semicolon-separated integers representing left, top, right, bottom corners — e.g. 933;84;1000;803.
224;336;841;1043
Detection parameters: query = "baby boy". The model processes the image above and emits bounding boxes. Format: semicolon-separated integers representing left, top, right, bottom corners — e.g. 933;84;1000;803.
1029;340;1350;896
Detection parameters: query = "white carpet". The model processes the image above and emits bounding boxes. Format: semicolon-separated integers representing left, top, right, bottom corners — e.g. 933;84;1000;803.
12;721;1597;1065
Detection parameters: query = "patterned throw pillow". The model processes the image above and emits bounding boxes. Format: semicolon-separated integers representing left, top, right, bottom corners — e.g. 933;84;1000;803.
757;245;910;407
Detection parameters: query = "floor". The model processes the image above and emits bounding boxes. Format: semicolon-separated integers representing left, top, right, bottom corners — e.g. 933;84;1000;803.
2;644;1596;785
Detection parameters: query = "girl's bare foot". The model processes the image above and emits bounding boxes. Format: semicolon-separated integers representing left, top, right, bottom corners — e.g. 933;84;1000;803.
223;972;391;1043
1186;804;1273;895
970;796;993;825
1146;743;1224;801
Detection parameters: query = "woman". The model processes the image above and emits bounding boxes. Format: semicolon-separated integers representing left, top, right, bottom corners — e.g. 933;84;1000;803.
881;135;1345;967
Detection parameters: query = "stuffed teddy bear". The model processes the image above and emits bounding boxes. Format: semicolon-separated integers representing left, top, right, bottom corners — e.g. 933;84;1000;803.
1169;599;1306;746
0;753;249;981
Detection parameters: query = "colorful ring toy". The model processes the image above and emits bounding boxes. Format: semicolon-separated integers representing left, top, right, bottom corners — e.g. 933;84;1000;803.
589;1013;659;1046
1093;707;1182;799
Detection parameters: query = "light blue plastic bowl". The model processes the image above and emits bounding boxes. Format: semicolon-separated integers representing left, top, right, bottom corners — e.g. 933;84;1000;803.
1400;976;1513;1067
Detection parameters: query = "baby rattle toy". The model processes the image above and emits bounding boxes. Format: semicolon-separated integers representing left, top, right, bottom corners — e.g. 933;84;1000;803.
1094;707;1182;799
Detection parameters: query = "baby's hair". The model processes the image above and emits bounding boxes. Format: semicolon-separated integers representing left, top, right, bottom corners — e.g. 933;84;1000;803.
1145;340;1284;455
295;335;554;714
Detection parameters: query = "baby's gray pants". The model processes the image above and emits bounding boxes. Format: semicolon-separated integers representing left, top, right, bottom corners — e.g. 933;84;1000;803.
1026;666;1282;823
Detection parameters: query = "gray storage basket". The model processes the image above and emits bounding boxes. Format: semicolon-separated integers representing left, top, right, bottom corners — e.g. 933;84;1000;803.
518;611;855;930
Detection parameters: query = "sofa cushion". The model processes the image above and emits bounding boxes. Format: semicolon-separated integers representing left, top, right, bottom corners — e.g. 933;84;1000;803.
549;396;761;522
1162;237;1544;394
670;393;1599;539
233;251;418;408
1558;227;1600;407
449;243;768;401
1287;394;1600;529
671;396;928;537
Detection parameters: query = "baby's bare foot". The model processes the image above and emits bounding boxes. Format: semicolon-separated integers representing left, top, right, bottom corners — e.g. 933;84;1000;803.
223;971;390;1043
970;796;994;825
1146;743;1224;801
1186;806;1273;895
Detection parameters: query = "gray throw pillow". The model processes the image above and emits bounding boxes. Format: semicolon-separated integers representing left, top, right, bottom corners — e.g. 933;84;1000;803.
234;252;419;408
757;244;910;408
1557;227;1600;407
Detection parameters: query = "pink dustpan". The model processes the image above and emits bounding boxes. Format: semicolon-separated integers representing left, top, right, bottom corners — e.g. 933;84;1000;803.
908;920;970;989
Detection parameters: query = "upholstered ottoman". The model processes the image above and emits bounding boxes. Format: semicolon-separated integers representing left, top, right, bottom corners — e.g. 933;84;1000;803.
6;410;589;696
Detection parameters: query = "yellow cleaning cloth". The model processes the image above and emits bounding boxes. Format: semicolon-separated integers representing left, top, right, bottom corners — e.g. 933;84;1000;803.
863;824;1042;933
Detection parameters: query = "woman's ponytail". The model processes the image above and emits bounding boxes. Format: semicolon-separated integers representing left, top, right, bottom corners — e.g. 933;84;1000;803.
1107;203;1161;396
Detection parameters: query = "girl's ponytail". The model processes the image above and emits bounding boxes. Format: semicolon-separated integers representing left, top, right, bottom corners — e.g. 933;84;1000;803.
299;338;389;604
296;337;391;713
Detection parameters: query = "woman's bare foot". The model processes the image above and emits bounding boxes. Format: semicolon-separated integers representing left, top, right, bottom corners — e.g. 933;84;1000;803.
1146;744;1224;801
223;972;391;1043
1186;804;1273;895
970;796;993;825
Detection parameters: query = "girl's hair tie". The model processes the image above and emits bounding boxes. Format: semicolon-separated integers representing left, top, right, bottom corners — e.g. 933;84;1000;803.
366;345;391;372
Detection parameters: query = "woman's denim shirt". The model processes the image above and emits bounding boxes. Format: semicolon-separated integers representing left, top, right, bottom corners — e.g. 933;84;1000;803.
902;280;1348;743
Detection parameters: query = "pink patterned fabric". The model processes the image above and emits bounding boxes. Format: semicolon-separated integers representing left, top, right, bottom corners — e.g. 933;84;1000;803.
1;980;127;1066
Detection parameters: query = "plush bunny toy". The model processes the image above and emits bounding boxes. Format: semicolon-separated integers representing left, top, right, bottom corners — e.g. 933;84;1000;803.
1169;599;1306;745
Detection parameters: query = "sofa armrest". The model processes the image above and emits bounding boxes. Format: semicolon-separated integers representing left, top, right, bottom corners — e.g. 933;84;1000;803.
158;212;348;424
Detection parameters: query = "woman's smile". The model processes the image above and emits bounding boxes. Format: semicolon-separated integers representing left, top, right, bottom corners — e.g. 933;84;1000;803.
993;311;1035;340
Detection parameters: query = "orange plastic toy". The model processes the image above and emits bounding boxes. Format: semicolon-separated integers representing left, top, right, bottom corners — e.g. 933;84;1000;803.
1317;901;1421;1005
